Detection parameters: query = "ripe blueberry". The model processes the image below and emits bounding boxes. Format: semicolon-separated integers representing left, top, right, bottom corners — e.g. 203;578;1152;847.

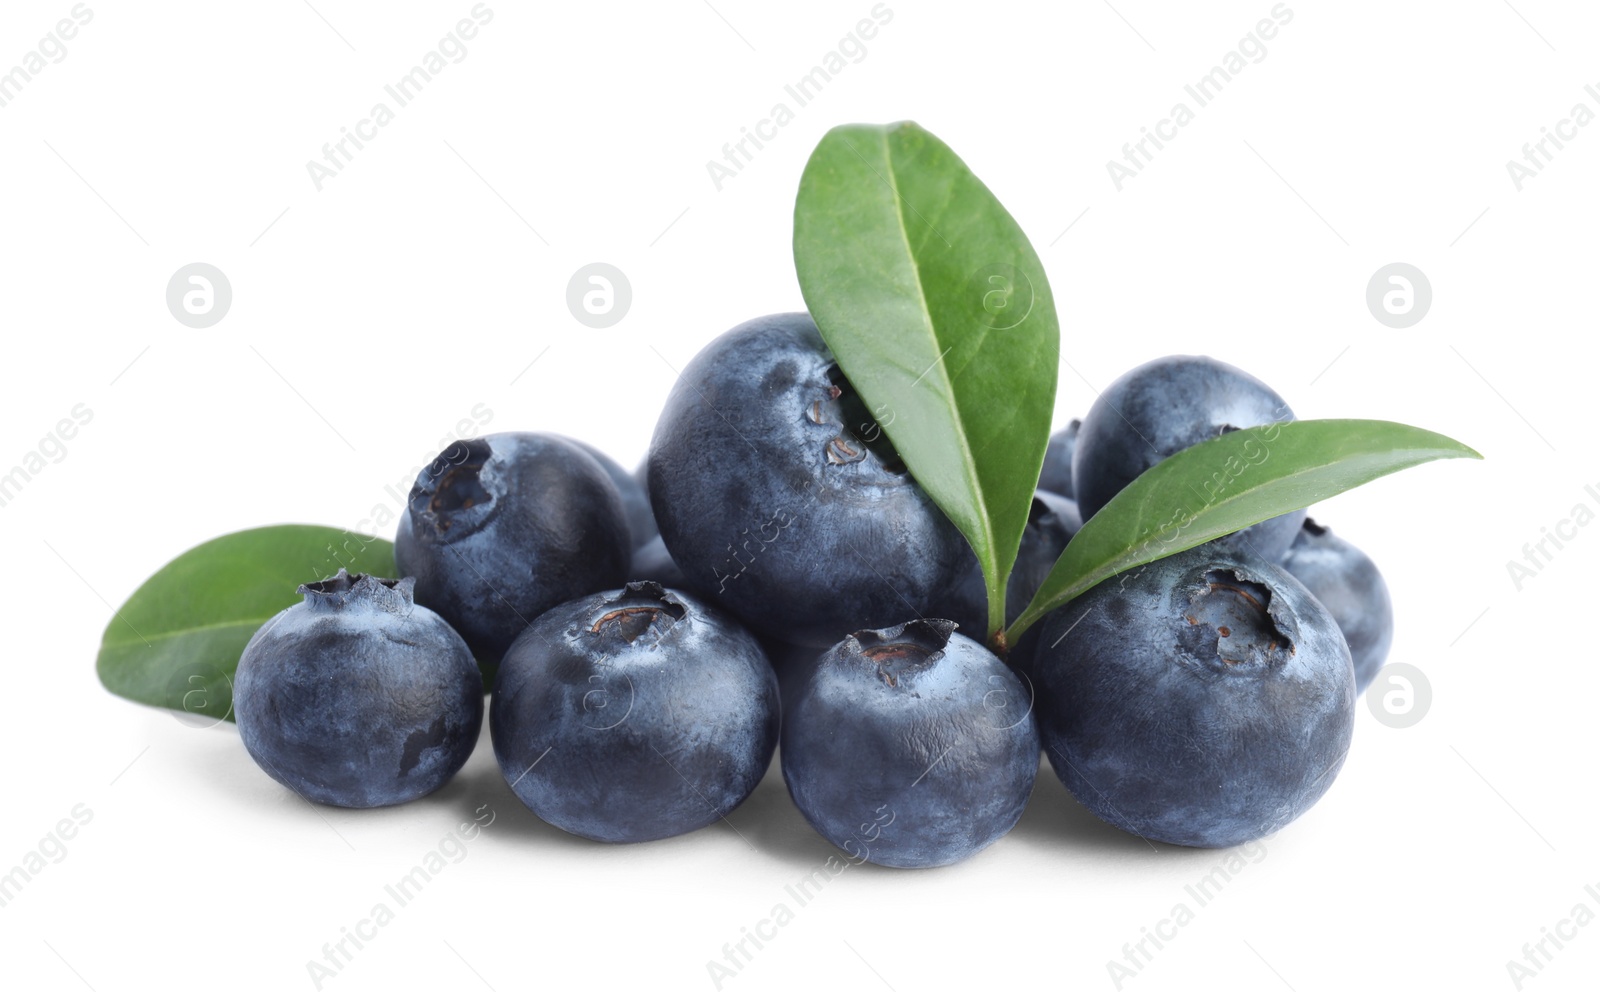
395;432;631;670
782;619;1039;868
235;571;483;808
648;313;969;647
1034;546;1354;848
1072;355;1305;559
1280;518;1393;693
491;581;779;843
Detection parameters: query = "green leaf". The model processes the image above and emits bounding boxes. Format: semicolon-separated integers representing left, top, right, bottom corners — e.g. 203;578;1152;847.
96;525;396;724
1008;420;1482;641
794;121;1059;644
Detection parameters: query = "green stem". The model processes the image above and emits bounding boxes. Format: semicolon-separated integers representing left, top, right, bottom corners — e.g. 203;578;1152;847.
985;569;1010;658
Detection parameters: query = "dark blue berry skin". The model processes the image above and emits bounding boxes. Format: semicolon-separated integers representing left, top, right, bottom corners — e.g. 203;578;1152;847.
632;457;650;508
235;571;483;808
629;534;689;590
1281;518;1393;693
1038;419;1081;499
781;620;1039;868
491;582;779;843
395;432;631;671
935;489;1082;663
763;638;827;703
648;313;970;647
569;438;657;550
1034;546;1353;848
1072;356;1305;560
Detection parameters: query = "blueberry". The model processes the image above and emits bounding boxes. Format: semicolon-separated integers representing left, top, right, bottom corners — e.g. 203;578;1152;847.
1280;518;1393;693
648;313;970;647
395;432;631;671
935;489;1081;659
568;438;657;550
781;619;1039;868
491;581;779;843
1072;356;1305;559
234;571;483;808
1038;419;1081;498
1034;546;1353;847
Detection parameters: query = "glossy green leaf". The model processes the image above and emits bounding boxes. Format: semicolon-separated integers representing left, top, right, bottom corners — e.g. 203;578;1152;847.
1008;419;1482;641
96;525;396;724
794;121;1059;643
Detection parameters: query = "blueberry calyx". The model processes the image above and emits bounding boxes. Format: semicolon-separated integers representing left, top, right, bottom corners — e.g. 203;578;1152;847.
408;438;500;542
1180;567;1297;674
588;581;688;645
818;365;906;475
297;569;416;616
844;618;958;687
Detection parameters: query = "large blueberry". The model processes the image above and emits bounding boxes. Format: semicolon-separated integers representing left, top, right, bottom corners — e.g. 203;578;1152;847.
935;489;1081;661
1072;356;1305;559
395;432;631;671
1034;546;1353;848
1038;419;1081;499
782;619;1039;868
491;581;779;843
648;313;970;647
1280;518;1393;693
234;571;483;808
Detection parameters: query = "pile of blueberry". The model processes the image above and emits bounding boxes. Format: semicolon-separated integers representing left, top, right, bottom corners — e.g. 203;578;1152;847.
234;312;1393;867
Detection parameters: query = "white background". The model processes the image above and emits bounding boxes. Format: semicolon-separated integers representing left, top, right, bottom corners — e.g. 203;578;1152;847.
2;1;1595;990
